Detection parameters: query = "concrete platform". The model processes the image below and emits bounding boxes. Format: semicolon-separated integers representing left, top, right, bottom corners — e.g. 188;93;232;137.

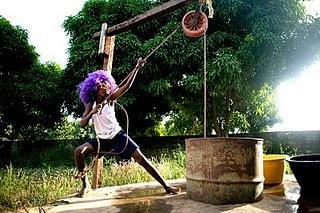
26;175;320;213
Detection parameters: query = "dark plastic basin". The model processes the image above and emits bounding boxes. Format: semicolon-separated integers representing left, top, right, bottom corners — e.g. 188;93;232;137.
286;154;320;195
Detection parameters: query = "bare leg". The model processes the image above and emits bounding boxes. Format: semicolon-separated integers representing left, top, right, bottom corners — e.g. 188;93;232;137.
74;142;95;197
131;149;181;194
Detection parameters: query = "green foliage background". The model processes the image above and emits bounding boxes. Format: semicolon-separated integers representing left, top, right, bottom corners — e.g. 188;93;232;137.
0;16;64;140
62;0;320;137
1;0;320;139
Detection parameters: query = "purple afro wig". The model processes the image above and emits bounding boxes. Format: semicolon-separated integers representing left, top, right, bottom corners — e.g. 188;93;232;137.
78;70;117;104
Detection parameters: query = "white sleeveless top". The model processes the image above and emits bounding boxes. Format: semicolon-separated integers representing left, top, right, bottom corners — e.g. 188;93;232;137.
92;101;121;139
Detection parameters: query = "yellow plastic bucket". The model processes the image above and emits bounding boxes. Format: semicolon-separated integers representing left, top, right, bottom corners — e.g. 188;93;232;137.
263;154;288;185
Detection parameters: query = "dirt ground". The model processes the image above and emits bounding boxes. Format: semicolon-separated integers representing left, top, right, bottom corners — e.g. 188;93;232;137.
17;175;320;213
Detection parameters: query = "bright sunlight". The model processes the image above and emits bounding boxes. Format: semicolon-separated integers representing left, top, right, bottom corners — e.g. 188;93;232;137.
270;1;320;131
271;61;320;131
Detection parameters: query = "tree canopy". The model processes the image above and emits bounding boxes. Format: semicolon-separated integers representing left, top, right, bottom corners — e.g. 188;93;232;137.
63;0;320;137
0;16;64;139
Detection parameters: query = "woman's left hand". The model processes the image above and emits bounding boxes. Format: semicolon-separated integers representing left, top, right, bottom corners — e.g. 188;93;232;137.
135;57;146;69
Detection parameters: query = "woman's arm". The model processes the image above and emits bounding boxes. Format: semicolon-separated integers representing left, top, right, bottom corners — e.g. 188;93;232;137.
109;58;146;100
80;102;102;128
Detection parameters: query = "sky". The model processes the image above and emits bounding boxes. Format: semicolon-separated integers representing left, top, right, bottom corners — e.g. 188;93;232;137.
0;0;86;67
0;0;320;131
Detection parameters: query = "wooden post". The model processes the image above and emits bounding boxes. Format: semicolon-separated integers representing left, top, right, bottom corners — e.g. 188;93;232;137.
103;36;116;72
92;157;103;189
92;28;116;189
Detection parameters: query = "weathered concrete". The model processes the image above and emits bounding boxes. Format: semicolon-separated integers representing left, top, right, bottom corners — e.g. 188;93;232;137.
23;175;320;213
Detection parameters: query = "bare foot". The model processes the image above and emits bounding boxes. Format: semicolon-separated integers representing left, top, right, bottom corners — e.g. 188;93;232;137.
76;186;91;197
165;185;181;194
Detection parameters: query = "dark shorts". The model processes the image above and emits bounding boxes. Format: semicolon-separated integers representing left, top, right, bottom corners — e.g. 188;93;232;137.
87;129;139;160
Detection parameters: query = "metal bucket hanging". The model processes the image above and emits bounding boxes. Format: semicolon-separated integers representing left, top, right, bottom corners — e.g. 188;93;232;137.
182;10;208;38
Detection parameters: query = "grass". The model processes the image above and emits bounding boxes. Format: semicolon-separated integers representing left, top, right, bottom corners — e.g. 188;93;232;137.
0;142;297;212
103;150;186;186
0;146;186;212
0;166;78;211
285;161;292;174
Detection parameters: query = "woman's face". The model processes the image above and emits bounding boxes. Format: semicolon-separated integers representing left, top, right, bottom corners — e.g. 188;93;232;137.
97;81;110;96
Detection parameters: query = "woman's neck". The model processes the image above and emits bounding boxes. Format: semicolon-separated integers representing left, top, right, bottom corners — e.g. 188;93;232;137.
96;95;106;104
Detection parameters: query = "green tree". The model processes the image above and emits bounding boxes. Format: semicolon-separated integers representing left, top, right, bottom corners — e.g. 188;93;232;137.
167;0;320;136
47;116;94;140
229;83;279;133
62;0;183;136
0;16;64;139
62;0;320;137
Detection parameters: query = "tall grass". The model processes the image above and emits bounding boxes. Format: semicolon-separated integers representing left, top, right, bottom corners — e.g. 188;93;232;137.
0;147;186;212
0;165;78;211
103;147;186;186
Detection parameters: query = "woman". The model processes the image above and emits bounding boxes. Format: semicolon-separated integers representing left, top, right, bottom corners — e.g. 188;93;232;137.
74;58;180;197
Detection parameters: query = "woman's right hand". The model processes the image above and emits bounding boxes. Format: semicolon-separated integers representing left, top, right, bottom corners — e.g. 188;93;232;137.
91;104;102;114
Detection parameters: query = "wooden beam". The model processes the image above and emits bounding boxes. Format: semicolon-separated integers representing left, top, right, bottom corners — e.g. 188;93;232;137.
93;0;193;38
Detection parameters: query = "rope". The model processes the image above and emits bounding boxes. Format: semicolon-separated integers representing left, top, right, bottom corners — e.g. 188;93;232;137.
203;32;207;138
115;27;179;87
75;101;130;179
198;0;209;137
206;0;214;18
75;27;179;179
144;27;179;61
96;101;130;156
199;0;214;18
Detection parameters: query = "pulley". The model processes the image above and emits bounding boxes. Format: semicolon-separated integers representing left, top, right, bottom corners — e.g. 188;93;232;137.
181;10;208;38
